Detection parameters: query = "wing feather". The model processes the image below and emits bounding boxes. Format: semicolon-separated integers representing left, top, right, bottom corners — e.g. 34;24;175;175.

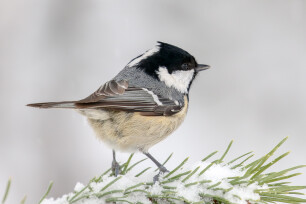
76;80;182;116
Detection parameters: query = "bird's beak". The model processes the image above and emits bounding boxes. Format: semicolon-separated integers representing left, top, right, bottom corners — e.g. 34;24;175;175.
195;64;210;72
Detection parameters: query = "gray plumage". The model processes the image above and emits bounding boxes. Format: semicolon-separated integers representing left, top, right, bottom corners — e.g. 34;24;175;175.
114;66;185;105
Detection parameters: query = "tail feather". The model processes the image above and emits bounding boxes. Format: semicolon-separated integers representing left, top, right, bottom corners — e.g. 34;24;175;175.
27;101;76;109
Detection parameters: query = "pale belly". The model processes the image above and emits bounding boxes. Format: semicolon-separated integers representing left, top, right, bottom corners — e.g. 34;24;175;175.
85;97;188;152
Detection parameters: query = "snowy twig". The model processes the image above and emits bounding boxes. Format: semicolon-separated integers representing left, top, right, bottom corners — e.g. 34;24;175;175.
2;137;306;204
39;137;306;204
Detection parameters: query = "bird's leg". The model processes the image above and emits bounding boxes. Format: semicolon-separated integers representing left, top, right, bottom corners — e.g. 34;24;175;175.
112;150;121;177
143;152;169;183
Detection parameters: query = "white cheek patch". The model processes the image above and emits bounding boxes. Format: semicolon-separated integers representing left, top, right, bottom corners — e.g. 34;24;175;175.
127;46;160;67
156;66;194;93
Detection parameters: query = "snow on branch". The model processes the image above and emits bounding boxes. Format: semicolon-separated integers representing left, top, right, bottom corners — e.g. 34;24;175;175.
2;137;306;204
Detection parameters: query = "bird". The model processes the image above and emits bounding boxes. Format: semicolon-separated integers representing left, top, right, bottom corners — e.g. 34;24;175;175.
27;42;210;181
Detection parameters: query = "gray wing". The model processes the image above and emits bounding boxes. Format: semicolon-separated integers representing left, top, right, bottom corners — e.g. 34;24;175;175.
76;80;183;116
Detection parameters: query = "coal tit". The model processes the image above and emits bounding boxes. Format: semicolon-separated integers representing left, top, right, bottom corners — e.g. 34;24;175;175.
28;42;210;181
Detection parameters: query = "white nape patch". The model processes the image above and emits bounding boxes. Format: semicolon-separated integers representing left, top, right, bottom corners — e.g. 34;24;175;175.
156;66;194;93
127;46;160;67
142;88;163;105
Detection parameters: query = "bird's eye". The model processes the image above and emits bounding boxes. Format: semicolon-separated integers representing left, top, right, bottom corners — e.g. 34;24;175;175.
181;63;189;70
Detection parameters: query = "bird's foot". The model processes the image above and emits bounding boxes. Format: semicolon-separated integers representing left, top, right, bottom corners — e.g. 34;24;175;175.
153;166;169;183
112;160;121;177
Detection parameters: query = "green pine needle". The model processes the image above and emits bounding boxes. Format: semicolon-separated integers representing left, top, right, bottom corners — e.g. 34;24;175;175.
164;157;189;179
1;178;11;204
3;137;305;204
122;153;134;174
155;153;173;172
38;181;53;204
202;151;218;162
20;195;27;204
217;140;233;163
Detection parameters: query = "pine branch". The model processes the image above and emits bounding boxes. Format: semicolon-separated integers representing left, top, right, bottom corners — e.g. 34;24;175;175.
40;137;306;204
2;137;306;204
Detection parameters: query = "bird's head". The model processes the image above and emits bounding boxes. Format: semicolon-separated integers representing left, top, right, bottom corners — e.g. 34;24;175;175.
127;42;210;94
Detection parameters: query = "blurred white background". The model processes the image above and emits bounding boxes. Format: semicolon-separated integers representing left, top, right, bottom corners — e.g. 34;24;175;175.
0;0;305;203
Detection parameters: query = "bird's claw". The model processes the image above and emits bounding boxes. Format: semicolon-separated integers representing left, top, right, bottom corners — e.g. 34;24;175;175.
153;166;169;183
